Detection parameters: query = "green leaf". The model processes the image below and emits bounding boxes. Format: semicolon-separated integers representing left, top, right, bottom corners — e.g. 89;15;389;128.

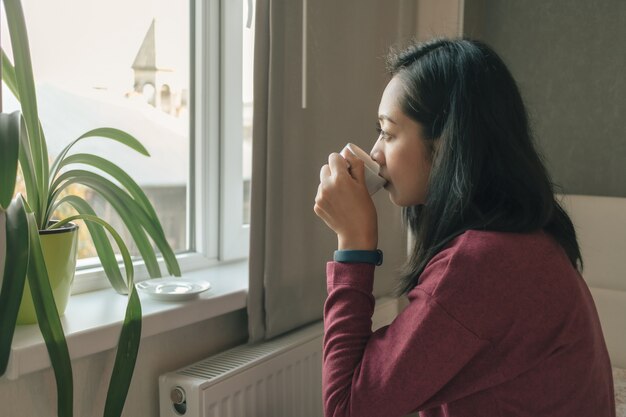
103;288;142;417
49;128;150;188
1;51;42;219
0;112;21;209
50;214;140;417
17;115;40;222
1;48;19;99
50;170;180;277
3;0;49;223
50;171;161;277
78;128;150;156
52;196;126;294
24;206;73;417
58;154;162;231
51;214;134;289
0;195;29;376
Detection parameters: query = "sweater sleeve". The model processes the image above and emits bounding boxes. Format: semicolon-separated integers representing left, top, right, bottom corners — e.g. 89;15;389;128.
323;261;490;417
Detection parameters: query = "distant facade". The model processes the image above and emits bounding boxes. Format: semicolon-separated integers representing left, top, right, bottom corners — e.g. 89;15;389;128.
130;19;188;117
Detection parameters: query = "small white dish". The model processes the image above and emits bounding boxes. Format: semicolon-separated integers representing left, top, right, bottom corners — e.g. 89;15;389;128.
136;278;211;301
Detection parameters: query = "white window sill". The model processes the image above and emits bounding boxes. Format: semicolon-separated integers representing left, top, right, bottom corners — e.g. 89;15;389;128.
3;260;248;381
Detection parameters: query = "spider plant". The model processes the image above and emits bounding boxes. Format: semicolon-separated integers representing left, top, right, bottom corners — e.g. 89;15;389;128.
0;0;181;416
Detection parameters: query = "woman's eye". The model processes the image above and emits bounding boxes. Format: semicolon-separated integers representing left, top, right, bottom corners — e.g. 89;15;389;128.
375;123;390;140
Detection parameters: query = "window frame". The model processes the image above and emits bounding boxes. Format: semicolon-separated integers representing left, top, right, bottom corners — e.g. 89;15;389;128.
71;0;250;294
219;0;250;260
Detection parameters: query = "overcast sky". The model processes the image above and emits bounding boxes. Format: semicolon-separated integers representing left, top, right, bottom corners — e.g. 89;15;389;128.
2;0;254;100
1;0;189;94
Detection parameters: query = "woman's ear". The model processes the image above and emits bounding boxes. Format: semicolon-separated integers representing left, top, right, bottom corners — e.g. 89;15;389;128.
429;137;442;163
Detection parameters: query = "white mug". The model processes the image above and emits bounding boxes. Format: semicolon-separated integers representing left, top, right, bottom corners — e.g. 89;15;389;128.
341;143;387;195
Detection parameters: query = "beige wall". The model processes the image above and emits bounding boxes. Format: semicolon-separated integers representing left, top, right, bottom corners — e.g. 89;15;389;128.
0;309;247;417
464;0;626;197
416;0;464;41
560;194;626;367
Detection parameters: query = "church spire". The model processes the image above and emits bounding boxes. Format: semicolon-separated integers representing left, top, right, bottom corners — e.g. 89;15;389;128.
132;19;157;70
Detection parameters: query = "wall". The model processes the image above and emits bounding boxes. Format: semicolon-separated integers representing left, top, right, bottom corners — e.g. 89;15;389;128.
561;195;626;367
464;0;626;197
0;309;247;417
415;0;464;41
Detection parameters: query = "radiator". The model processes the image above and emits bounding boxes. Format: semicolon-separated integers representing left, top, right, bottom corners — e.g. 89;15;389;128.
159;297;400;417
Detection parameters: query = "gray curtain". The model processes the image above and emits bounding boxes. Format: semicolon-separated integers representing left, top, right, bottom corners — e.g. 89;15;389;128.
248;0;417;342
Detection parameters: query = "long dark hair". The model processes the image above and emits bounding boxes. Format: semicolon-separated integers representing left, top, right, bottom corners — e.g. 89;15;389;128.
389;38;582;295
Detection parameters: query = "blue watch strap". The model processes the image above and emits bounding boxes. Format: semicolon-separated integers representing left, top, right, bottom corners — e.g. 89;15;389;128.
333;249;383;266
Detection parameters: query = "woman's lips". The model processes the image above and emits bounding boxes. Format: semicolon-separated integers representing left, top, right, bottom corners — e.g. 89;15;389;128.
376;168;389;188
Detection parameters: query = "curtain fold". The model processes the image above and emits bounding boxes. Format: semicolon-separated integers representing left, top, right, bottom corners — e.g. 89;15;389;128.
248;0;417;342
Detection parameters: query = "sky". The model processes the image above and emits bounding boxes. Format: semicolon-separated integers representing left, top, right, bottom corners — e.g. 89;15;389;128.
1;0;189;94
1;0;254;100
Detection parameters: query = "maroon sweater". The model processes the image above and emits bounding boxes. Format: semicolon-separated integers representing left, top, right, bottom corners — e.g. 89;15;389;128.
323;230;615;417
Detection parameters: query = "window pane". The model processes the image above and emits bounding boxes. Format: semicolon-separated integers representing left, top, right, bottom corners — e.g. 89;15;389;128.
2;0;190;261
242;0;254;225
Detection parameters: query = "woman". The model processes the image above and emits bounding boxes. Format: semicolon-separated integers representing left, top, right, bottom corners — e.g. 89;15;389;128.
314;38;615;417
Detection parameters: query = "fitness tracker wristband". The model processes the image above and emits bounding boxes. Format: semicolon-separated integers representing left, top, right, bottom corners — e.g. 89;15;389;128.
333;249;383;266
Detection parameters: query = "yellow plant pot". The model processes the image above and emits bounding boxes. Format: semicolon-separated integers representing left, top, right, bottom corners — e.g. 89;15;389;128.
16;222;79;325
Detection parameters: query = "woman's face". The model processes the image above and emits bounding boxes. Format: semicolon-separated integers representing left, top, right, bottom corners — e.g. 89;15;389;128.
370;76;434;207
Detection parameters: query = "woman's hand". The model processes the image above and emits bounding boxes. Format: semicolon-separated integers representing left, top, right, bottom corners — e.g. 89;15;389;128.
314;150;378;250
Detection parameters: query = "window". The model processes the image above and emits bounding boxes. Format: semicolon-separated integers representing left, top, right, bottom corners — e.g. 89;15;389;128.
1;0;252;292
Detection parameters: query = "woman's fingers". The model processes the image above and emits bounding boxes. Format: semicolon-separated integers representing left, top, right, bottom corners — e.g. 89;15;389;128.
314;184;331;224
328;152;350;176
314;152;378;248
320;164;331;182
341;150;366;183
320;152;367;190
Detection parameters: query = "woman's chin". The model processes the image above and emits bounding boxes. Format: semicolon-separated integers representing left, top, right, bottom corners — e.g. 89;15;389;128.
388;188;421;208
387;188;403;207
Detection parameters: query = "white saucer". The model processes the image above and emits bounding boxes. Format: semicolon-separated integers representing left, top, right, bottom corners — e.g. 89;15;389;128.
136;278;211;301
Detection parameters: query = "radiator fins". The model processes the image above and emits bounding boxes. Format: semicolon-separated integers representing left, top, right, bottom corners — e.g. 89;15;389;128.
178;322;323;382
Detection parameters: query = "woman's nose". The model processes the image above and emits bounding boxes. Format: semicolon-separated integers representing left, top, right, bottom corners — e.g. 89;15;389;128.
370;140;384;166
